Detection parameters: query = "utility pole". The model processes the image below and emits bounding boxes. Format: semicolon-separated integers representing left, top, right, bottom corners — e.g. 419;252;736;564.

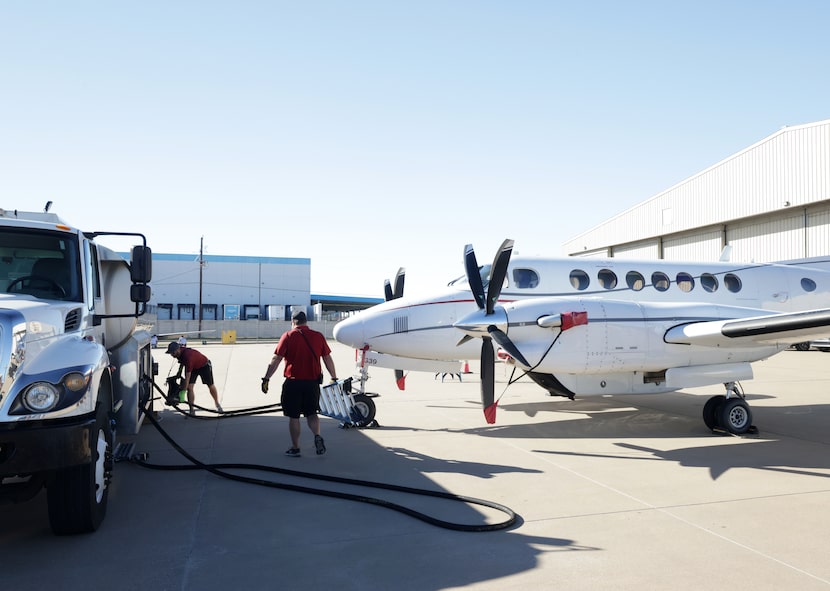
198;236;204;338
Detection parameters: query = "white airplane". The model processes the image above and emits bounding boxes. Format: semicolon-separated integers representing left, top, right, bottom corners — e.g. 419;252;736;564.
333;239;830;435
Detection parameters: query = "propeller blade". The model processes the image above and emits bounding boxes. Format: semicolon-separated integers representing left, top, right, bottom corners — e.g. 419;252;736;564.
464;244;486;310
393;267;405;299
456;334;474;347
488;326;530;367
485;239;514;315
481;338;496;423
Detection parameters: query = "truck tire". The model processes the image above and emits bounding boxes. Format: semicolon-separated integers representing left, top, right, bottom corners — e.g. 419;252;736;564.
47;384;113;535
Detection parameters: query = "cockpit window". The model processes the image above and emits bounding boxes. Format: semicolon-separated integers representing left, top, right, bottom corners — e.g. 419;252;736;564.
512;268;539;289
448;264;495;290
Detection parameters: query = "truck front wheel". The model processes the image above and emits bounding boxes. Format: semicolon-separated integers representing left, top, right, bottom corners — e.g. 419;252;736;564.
47;385;113;535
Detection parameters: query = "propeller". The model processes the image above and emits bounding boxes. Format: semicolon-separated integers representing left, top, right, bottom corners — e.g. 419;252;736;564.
457;239;528;424
383;267;405;301
383;268;406;388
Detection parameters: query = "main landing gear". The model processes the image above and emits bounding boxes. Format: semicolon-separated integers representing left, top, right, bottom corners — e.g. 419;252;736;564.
702;381;756;435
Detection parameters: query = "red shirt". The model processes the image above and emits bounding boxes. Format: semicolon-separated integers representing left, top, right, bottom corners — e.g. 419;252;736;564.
177;347;209;372
275;326;331;380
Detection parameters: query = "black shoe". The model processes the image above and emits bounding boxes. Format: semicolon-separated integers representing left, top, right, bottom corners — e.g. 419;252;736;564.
285;448;301;457
314;435;326;455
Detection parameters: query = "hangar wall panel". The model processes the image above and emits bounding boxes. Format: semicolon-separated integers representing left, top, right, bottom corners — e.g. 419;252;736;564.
727;214;804;263
663;229;723;261
805;206;830;257
611;240;660;259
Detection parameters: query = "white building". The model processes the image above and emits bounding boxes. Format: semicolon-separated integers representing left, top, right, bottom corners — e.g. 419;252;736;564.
563;119;830;263
149;253;310;322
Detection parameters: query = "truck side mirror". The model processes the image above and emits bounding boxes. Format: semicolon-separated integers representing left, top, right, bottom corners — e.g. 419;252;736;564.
130;283;152;304
130;246;152;283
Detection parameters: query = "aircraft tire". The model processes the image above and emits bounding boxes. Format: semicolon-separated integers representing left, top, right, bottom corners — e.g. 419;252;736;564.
702;395;725;431
352;394;376;427
718;398;752;435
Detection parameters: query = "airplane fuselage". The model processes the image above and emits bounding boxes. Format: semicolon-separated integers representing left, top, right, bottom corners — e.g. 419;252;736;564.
334;256;830;397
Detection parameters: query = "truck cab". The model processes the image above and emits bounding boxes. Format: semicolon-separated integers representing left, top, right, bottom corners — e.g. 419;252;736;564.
0;208;152;534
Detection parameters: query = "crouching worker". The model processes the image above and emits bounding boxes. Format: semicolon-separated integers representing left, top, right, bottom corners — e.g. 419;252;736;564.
166;342;223;416
261;310;337;457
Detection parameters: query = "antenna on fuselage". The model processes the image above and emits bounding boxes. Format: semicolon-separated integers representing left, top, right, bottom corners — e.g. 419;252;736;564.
719;245;732;262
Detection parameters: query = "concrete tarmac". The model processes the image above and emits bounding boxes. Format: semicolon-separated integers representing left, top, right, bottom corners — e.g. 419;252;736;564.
3;341;830;590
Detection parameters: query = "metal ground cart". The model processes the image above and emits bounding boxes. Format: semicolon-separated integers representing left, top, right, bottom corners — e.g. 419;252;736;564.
319;378;377;428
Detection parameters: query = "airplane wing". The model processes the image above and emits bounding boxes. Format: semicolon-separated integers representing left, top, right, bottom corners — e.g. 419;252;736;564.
664;308;830;347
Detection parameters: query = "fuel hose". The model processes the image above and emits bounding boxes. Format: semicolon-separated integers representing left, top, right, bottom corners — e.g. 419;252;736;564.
131;400;518;532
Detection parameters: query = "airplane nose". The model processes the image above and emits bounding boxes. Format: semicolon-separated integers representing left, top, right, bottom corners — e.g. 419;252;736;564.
333;315;365;348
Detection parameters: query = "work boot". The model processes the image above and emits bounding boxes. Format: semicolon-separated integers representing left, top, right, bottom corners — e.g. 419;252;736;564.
314;434;326;455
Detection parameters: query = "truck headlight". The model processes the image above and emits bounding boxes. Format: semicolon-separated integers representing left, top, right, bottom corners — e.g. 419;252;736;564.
23;383;61;412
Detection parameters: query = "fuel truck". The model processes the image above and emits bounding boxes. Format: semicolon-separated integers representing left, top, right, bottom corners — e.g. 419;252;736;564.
0;207;153;534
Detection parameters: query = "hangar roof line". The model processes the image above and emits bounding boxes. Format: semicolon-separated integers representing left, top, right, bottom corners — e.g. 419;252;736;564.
564;118;830;255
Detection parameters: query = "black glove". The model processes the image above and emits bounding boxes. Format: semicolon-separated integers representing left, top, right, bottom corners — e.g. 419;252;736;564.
261;377;269;394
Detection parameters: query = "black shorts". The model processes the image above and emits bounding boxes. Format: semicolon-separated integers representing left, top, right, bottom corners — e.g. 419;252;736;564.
188;362;215;387
280;379;320;418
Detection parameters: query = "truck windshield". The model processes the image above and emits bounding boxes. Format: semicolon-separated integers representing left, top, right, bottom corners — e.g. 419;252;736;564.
0;228;82;302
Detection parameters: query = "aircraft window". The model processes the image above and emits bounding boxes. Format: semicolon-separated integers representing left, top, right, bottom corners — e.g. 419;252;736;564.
801;278;817;292
597;269;617;289
676;272;694;293
570;270;589;290
652;272;670;292
626;271;645;291
701;273;718;292
724;273;742;293
512;268;539;289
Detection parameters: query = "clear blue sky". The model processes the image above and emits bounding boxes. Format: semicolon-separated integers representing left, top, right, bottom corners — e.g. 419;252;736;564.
2;1;828;298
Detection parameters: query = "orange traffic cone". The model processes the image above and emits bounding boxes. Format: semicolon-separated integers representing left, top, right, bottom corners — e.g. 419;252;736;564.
462;361;472;374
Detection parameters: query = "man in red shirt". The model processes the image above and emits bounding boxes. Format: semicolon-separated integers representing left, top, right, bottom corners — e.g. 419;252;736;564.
166;342;223;416
261;310;338;457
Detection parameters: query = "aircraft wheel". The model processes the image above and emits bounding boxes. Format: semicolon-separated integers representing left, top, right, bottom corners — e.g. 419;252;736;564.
718;398;753;435
352;394;376;427
794;342;811;352
702;395;725;431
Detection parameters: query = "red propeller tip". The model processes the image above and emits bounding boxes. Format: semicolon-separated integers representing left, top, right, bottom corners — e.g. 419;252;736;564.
484;401;498;424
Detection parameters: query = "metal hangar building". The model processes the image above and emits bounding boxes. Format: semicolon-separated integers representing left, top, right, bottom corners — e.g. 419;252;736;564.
563;119;830;263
